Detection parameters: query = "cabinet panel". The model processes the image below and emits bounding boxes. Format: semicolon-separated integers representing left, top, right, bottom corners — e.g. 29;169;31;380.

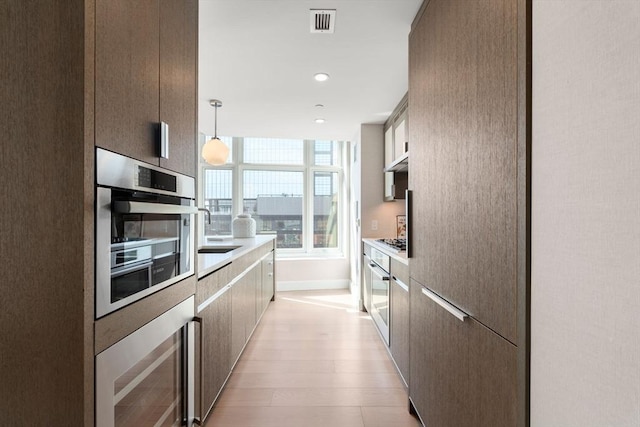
390;277;409;384
384;126;394;167
159;0;197;176
196;263;229;308
231;276;247;364
231;263;259;365
393;117;407;160
199;289;231;419
409;279;517;426
408;0;518;342
260;253;275;316
95;0;159;164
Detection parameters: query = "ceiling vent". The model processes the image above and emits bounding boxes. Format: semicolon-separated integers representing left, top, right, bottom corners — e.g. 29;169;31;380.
310;9;336;34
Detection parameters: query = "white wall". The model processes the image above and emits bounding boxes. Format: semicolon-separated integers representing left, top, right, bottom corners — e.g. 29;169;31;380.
276;257;351;291
347;124;406;302
359;125;406;239
531;2;640;426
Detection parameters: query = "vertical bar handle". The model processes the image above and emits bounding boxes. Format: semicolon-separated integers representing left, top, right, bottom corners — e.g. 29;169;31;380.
160;121;169;159
191;317;202;425
405;189;413;258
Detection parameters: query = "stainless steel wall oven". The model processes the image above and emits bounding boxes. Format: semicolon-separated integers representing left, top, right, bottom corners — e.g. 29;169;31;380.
96;296;195;426
96;148;197;318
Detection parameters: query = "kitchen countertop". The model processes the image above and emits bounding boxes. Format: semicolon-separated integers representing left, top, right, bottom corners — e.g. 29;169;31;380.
362;238;409;265
197;235;276;279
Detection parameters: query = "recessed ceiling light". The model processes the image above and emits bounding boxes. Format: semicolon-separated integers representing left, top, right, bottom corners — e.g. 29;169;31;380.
314;73;330;82
315;118;326;124
315;104;324;108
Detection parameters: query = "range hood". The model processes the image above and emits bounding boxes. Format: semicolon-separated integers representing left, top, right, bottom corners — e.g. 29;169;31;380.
384;151;408;173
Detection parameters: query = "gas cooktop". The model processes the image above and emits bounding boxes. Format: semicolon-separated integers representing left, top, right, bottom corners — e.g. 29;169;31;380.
376;238;407;252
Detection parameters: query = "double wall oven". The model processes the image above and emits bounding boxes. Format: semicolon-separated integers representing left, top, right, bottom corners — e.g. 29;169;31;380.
95;148;198;426
96;148;198;318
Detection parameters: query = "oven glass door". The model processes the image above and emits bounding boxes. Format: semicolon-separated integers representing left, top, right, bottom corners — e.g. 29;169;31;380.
111;260;153;302
370;264;390;345
96;187;195;318
96;297;195;427
114;329;183;426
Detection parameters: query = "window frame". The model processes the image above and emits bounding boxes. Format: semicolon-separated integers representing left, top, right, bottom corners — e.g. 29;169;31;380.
198;136;346;257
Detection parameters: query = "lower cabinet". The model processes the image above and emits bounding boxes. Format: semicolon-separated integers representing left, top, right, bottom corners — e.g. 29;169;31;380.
198;287;231;420
261;252;275;313
231;264;259;364
390;276;410;384
409;279;517;426
197;241;276;423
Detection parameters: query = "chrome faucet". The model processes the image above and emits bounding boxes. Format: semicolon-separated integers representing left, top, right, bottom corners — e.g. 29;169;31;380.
198;208;211;224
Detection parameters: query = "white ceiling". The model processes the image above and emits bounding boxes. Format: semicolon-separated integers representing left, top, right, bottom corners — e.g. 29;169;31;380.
198;0;422;142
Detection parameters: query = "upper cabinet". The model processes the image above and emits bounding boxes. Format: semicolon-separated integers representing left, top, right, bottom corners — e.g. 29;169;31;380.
384;94;409;201
95;0;197;177
408;0;521;343
158;0;197;175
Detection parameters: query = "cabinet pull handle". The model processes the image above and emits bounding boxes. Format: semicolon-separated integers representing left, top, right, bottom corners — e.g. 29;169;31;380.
160;121;169;159
113;200;198;215
405;189;413;258
421;287;467;322
392;276;409;292
191;317;203;423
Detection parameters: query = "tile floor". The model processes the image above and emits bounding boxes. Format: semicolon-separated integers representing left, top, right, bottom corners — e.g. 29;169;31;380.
203;289;421;427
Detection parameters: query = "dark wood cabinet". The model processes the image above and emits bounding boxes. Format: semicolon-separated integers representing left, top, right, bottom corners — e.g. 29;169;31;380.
231;273;248;364
198;287;231;420
408;0;529;425
159;0;197;175
231;263;259;364
259;252;275;318
410;279;517;427
95;0;159;165
409;0;519;343
390;275;409;384
95;0;197;176
197;240;275;423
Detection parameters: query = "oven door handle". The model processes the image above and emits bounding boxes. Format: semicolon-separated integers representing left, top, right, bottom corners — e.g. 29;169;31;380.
111;260;153;278
369;264;390;281
112;200;199;215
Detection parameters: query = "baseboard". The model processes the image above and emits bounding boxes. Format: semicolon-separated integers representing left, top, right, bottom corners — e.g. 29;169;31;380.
276;279;350;292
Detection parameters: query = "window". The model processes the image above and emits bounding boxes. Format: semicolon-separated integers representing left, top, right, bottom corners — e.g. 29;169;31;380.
313;171;339;248
244;138;304;164
243;170;304;249
202;169;232;235
313;140;340;166
199;137;345;255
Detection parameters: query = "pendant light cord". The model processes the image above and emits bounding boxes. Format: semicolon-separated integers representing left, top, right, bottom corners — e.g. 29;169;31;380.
214;103;218;139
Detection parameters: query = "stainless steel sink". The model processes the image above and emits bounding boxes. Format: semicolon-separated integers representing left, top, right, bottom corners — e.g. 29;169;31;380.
198;246;241;254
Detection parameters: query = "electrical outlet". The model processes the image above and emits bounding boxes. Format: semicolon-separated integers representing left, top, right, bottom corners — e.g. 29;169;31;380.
371;220;378;231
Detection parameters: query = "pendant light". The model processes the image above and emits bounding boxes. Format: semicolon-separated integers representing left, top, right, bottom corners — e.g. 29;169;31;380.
201;99;229;165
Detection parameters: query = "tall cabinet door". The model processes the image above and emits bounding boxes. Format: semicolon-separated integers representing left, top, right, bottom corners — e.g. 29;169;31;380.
159;0;197;176
199;288;231;420
408;0;518;343
95;0;159;164
410;279;517;426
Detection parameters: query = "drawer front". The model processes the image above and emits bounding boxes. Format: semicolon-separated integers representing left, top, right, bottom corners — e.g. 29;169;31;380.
410;278;517;427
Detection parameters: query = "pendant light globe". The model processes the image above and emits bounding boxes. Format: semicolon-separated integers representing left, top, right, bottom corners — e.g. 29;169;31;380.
201;99;229;165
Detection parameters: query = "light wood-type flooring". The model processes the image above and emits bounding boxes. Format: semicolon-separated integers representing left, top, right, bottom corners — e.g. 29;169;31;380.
203;289;421;427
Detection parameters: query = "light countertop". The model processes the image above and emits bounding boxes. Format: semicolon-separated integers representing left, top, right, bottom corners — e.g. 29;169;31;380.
362;238;409;265
197;235;276;279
